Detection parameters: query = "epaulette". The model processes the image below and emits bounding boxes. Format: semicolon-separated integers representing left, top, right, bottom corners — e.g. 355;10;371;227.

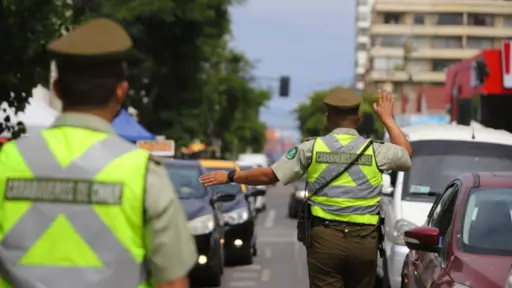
302;136;317;142
373;139;384;144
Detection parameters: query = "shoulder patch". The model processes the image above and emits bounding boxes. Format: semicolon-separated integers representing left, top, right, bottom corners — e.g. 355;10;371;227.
302;136;317;142
286;147;298;160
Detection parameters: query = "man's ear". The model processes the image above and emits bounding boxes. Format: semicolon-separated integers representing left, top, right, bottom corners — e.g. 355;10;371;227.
52;78;61;100
114;81;129;105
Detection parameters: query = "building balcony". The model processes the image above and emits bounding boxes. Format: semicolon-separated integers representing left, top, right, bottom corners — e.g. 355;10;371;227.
357;35;370;44
374;0;512;14
356;66;366;75
368;70;445;83
357;21;371;29
371;24;512;38
370;47;480;60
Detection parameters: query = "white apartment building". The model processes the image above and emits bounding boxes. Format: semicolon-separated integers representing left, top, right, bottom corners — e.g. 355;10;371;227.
355;0;375;90
367;0;512;93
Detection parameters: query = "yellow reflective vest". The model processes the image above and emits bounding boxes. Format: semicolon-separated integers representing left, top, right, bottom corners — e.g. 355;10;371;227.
0;127;150;288
306;133;383;225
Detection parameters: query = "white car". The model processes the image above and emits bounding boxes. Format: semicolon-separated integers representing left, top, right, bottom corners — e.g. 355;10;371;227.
237;160;267;212
378;123;512;288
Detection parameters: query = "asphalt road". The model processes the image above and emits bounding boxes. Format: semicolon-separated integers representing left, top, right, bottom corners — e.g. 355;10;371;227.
220;183;309;288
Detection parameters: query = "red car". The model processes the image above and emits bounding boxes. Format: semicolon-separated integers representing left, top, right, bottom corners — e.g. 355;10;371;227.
401;172;512;288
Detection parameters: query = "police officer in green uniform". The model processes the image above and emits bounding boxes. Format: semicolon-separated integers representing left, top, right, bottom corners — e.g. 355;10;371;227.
0;18;197;288
200;87;412;288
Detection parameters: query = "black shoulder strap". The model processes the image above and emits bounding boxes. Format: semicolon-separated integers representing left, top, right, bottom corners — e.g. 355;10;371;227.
305;139;374;202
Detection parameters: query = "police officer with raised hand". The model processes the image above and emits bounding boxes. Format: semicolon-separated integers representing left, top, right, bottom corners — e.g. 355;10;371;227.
0;18;196;288
200;87;412;288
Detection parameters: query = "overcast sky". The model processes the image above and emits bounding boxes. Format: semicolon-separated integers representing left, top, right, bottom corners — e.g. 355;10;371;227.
230;0;356;140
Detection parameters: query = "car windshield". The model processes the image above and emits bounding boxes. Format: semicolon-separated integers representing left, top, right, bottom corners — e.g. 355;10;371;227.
205;168;243;194
403;140;512;202
461;187;512;256
165;164;206;199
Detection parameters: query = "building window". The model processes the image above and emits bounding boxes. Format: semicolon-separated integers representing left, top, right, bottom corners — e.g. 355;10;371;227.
504;16;512;27
432;37;462;49
374;35;404;47
409;60;431;72
372;57;404;71
411;36;430;49
435;13;463;25
467;14;494;26
356;43;368;50
358;28;369;37
413;14;425;25
383;13;404;24
358;11;368;22
467;37;494;49
432;60;459;72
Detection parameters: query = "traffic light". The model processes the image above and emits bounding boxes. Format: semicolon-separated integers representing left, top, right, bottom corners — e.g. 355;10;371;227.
279;76;290;97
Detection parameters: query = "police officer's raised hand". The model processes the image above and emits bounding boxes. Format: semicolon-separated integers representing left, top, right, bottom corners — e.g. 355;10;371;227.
199;171;229;186
373;89;394;122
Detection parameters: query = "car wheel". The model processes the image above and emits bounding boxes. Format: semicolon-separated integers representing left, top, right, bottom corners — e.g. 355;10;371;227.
238;246;253;265
206;261;222;287
252;242;258;257
288;204;296;218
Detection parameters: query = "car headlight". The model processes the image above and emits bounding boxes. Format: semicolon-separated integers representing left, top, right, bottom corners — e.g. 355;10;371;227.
389;219;417;245
294;190;307;198
223;207;249;225
188;214;215;235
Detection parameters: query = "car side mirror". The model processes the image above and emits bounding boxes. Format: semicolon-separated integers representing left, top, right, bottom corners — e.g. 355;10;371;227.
382;174;394;196
212;191;237;204
404;226;441;254
247;189;266;198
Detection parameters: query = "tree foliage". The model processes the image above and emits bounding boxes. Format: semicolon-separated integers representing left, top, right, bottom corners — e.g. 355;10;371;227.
295;87;384;139
0;0;72;137
0;0;270;155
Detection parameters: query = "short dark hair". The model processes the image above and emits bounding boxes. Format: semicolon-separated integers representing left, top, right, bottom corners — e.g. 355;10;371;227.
325;104;359;121
56;60;126;108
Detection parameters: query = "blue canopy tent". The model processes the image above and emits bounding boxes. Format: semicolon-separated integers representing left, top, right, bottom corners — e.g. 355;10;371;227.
112;109;155;142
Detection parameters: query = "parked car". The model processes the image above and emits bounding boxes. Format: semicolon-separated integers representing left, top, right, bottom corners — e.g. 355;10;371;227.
402;172;512;288
199;159;264;265
237;161;267;212
164;159;236;287
378;124;512;288
288;175;307;218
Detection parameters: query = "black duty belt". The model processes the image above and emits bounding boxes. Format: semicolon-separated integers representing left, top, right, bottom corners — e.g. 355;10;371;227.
311;216;375;228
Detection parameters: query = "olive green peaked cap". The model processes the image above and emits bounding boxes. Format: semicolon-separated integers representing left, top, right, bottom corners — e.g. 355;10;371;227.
323;87;361;109
47;18;132;61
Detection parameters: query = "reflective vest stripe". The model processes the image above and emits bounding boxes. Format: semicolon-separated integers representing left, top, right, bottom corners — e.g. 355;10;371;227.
307;134;380;197
307;134;382;221
0;133;147;288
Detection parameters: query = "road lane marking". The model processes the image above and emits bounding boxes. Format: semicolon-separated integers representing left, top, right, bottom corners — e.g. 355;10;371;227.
229;281;256;287
232;272;260;278
261;269;271;282
239;264;261;270
264;209;276;228
264;247;272;258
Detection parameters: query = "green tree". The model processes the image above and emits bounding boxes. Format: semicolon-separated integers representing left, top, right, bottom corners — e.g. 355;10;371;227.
78;0;269;154
295;87;383;139
0;0;72;137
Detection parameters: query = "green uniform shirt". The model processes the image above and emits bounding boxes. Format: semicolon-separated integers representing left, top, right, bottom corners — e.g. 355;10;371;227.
52;112;197;284
272;128;411;185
